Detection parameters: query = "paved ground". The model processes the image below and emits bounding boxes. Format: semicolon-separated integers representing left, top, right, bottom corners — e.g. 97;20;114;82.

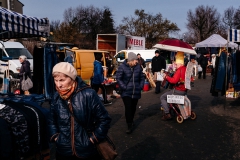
106;73;240;160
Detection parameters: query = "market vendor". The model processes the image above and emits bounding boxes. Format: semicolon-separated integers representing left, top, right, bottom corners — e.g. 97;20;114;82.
160;51;188;121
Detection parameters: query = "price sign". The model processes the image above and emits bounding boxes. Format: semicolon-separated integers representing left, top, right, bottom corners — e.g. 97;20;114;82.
167;95;185;104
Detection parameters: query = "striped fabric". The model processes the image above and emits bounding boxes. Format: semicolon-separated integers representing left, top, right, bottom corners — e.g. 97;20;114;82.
0;6;49;39
228;29;240;42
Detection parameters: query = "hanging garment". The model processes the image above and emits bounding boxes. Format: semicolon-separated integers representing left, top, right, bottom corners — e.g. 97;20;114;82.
215;52;227;91
3;100;49;158
210;56;219;96
232;52;238;83
0;117;13;159
43;45;59;99
0;105;30;156
33;46;44;94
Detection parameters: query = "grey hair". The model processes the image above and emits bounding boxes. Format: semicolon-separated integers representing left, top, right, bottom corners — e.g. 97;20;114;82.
19;55;27;60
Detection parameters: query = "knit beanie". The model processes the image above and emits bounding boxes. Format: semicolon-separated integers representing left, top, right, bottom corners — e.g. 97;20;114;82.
52;62;77;80
128;52;138;61
155;50;160;54
175;51;184;65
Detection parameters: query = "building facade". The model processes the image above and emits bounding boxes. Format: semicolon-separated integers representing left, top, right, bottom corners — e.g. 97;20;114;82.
0;0;23;14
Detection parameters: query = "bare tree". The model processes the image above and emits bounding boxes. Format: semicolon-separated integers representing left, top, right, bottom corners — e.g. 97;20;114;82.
117;9;179;49
222;6;235;29
51;5;116;49
63;7;77;24
186;5;221;42
234;6;240;29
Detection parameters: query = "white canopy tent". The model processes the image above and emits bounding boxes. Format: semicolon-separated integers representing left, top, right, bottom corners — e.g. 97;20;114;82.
195;34;238;48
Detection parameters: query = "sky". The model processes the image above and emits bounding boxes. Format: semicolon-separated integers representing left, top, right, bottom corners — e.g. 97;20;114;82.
20;0;238;36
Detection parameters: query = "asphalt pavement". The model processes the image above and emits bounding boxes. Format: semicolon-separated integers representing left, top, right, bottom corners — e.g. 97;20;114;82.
106;73;240;160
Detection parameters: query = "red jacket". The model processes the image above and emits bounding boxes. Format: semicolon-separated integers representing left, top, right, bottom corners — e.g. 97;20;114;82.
166;66;187;91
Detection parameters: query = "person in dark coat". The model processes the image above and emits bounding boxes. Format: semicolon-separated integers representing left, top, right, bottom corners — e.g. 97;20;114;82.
116;52;145;134
18;55;32;94
48;62;111;159
151;50;166;94
198;53;208;79
92;54;112;105
137;53;146;69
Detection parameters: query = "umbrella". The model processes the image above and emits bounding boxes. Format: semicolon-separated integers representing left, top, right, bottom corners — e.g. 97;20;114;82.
153;39;197;55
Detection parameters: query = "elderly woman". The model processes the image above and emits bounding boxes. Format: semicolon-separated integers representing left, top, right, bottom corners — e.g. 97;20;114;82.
116;52;145;134
48;62;111;160
18;55;31;94
160;52;188;121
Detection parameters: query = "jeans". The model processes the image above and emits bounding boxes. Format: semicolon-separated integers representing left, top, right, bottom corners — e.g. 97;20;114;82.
43;45;59;99
215;52;227;91
160;89;187;114
122;96;138;123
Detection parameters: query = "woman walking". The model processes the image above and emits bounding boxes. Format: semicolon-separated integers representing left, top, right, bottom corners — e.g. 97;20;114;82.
48;62;111;160
116;52;145;134
18;55;32;94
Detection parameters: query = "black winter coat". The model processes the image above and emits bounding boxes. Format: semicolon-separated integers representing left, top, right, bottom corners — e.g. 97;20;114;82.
48;76;111;158
116;60;145;99
151;55;166;72
18;60;31;82
198;54;208;67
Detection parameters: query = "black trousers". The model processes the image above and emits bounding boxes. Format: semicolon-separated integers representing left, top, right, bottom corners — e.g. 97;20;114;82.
92;83;108;103
155;81;161;93
122;96;138;123
56;152;102;160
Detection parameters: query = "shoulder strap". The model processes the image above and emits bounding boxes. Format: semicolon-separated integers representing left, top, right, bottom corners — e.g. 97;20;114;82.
66;86;91;130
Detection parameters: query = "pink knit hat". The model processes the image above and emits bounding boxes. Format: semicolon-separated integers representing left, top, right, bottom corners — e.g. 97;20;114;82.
52;62;77;80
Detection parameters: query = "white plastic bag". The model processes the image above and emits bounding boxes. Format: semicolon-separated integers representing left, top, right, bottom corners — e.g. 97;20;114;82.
156;72;164;81
197;65;202;72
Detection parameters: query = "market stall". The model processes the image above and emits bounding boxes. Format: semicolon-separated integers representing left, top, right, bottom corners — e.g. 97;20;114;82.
195;34;238;48
0;6;50;159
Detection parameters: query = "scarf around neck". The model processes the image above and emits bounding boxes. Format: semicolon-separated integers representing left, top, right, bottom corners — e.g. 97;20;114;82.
56;81;77;100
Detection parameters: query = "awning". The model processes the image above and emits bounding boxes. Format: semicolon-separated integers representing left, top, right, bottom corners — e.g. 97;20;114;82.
0;6;50;39
195;34;238;48
228;29;240;43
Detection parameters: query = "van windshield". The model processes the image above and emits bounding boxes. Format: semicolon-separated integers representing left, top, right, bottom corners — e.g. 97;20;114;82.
4;48;33;59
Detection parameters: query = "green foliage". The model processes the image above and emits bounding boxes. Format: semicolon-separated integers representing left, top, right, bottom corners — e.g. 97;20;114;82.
116;9;179;49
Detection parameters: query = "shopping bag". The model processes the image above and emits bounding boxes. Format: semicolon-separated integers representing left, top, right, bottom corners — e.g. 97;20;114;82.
21;74;33;91
157;72;164;81
197;65;202;72
154;72;163;81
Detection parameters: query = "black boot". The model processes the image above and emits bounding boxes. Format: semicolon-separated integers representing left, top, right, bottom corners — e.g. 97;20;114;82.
126;123;133;134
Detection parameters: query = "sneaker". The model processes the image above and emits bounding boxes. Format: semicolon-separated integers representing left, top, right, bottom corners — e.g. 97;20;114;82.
104;101;112;106
161;113;172;121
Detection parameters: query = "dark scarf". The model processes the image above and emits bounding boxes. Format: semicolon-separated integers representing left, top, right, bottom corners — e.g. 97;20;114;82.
56;81;77;100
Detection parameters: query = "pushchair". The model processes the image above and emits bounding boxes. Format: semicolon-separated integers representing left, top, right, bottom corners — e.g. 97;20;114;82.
161;94;197;123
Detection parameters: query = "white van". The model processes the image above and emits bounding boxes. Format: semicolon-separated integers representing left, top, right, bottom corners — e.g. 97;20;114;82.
115;49;155;62
0;41;33;78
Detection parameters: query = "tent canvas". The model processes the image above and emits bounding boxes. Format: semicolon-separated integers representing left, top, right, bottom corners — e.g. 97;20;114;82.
195;34;238;48
0;6;49;39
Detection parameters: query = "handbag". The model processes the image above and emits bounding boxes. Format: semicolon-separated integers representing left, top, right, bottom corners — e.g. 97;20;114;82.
21;74;33;91
66;89;117;160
